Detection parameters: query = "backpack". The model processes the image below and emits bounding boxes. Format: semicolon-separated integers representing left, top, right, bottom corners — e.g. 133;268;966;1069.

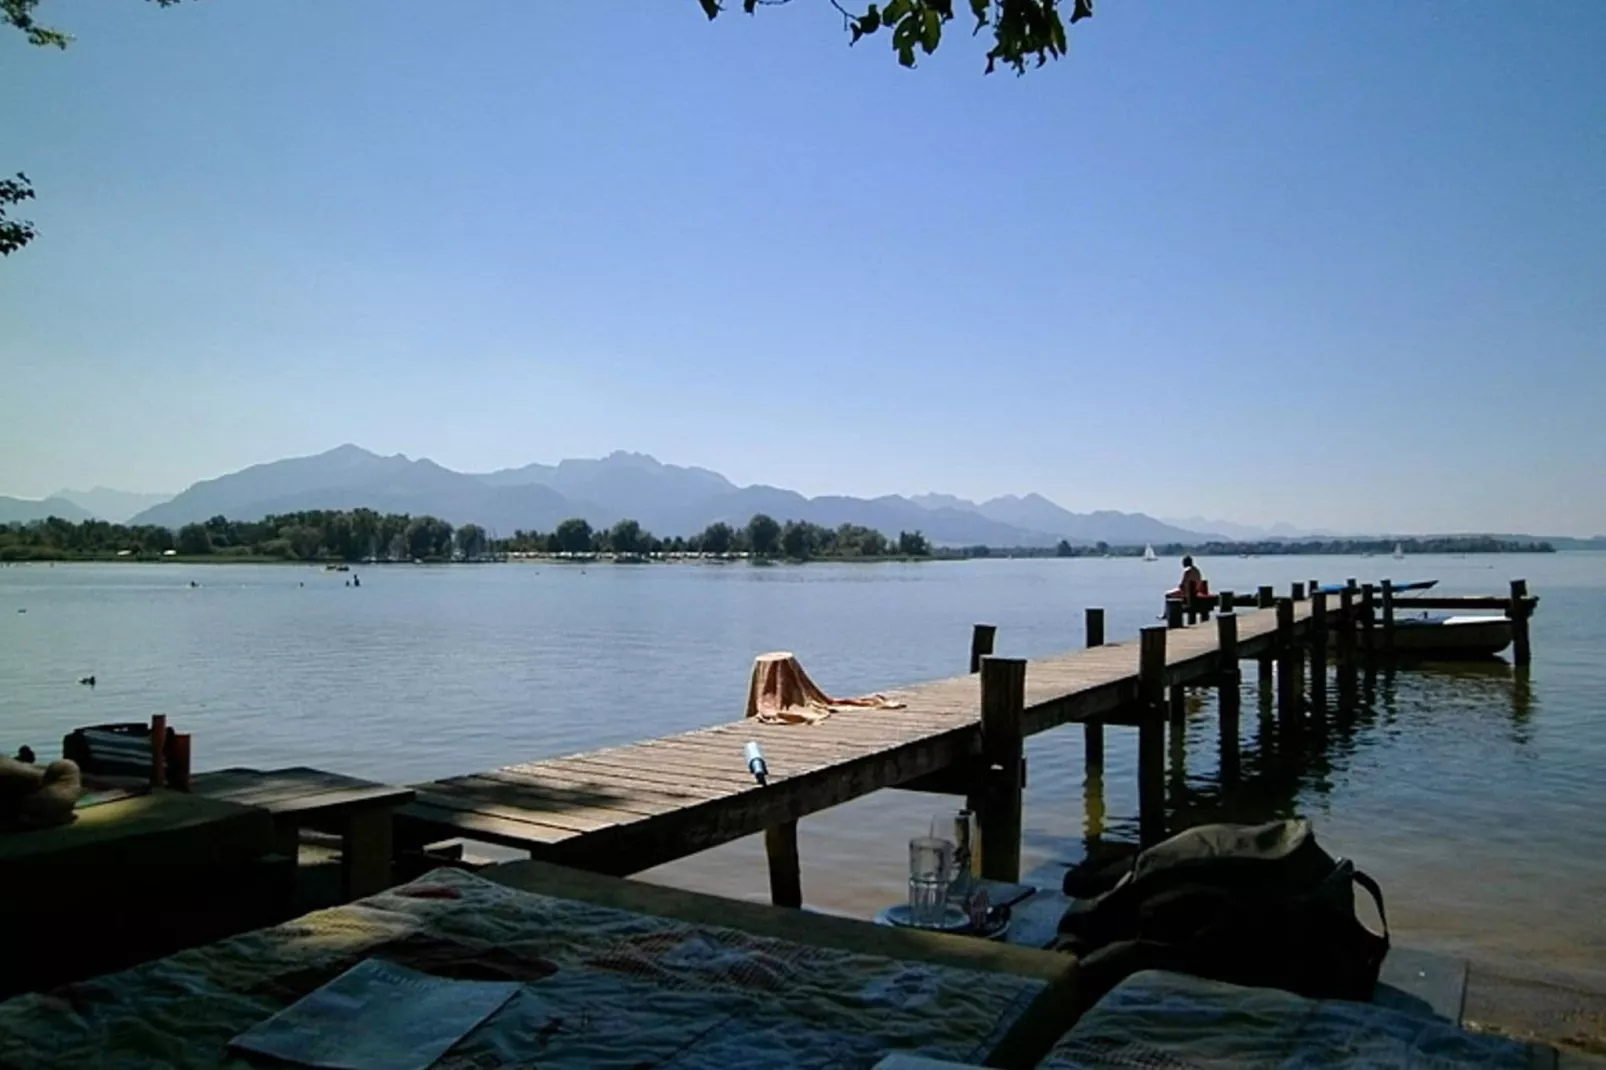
1054;819;1388;1008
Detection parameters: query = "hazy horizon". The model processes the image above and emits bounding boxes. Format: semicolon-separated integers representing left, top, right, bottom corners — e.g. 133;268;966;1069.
4;3;1603;534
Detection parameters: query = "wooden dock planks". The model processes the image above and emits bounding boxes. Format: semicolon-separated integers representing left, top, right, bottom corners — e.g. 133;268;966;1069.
398;604;1311;872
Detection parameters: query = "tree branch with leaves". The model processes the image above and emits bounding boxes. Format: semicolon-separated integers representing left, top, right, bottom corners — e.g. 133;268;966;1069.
699;0;1093;73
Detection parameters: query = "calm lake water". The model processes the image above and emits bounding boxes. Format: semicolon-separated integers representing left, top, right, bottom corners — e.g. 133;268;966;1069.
4;554;1603;984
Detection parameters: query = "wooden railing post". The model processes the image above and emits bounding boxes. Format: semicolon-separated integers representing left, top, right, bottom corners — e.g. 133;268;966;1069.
1164;598;1186;721
1360;583;1377;660
1084;609;1105;770
1381;579;1395;656
1257;585;1275;609
1276;598;1298;724
1310;590;1329;711
1166;598;1185;630
962;623;997;815
764;822;802;909
1216;611;1241;785
1218;590;1235;615
969;624;997;675
1292;581;1306;601
977;657;1026;882
1137;627;1168;846
1338;583;1357;709
1509;579;1532;666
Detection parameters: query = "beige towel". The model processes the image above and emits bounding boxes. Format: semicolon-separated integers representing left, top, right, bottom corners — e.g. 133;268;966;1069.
744;652;904;725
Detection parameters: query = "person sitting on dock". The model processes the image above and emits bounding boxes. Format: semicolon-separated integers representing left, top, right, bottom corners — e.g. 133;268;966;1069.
1168;556;1210;608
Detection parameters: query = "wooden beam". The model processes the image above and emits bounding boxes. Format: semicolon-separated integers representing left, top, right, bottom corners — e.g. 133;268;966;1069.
1276;598;1298;724
1084;608;1105;771
1310;590;1328;711
1216;611;1240;786
1381;579;1396;657
1257;585;1275;609
764;820;802;909
1138;626;1167;846
969;624;997;675
977;657;1026;882
1510;579;1532;666
1361;583;1377;659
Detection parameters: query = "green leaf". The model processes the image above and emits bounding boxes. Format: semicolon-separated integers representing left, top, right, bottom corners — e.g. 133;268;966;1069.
859;4;881;33
883;0;910;24
970;0;990;26
920;7;942;52
1050;10;1066;53
697;0;720;19
1071;0;1094;22
897;42;917;67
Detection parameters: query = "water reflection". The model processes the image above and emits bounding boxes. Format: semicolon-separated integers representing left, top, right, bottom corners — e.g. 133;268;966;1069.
1039;656;1539;863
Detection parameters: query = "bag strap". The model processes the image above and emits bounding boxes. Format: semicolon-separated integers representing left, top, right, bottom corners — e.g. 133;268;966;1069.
1352;869;1390;946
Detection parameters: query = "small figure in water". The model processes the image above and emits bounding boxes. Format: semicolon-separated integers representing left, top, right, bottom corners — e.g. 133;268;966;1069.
189;580;199;588
78;675;95;686
15;746;35;764
352;574;360;587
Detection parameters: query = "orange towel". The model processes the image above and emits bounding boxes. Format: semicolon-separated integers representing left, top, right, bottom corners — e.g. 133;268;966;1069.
744;652;905;725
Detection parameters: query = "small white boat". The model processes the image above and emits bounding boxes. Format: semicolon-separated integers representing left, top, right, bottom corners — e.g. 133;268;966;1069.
1142;545;1157;563
1392;542;1405;560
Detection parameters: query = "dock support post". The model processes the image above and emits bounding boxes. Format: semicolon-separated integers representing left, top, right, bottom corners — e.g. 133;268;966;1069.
1084;609;1105;770
1360;583;1377;661
1258;585;1275;609
1310;579;1320;600
1216;612;1241;786
1292;581;1306;601
969;624;997;674
1381;580;1396;657
1218;590;1235;616
764;822;803;909
1338;584;1357;709
962;624;997;815
1310;591;1329;712
1137;627;1168;847
1164;599;1186;722
1276;598;1299;724
1510;580;1532;666
977;656;1026;882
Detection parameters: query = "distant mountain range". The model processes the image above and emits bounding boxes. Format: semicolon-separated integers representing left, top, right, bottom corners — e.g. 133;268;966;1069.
0;495;92;525
121;445;1214;547
51;487;173;524
4;446;1599;549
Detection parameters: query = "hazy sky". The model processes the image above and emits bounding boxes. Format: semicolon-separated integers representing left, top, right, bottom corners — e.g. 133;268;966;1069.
3;2;1603;534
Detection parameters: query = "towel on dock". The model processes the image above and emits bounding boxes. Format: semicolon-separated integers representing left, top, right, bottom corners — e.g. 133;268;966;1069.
746;652;904;725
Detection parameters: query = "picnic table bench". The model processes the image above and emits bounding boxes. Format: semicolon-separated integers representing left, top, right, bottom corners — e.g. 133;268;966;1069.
191;766;414;899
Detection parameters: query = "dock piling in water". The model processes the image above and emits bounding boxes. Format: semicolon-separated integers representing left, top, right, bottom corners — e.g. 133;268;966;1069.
1510;579;1532;666
977;657;1026;882
1216;611;1241;785
1137;627;1168;846
1276;599;1299;724
1381;579;1396;656
1084;609;1105;771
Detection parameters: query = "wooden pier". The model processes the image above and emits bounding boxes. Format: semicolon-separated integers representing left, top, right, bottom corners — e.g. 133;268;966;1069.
398;579;1539;907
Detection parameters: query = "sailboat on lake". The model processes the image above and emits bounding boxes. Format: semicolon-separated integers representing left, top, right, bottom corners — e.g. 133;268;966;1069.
1393;542;1405;560
1142;544;1158;563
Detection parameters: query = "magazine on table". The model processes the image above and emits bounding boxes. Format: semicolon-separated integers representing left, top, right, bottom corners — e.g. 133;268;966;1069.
229;958;520;1070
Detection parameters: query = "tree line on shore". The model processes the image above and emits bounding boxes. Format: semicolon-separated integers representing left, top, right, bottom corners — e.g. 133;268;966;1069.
0;510;932;562
0;511;1550;563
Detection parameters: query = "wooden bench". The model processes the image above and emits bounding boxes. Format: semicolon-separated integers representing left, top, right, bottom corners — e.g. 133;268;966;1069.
191;767;414;900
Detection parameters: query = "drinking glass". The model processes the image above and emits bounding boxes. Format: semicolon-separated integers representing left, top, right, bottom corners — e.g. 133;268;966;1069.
907;835;954;927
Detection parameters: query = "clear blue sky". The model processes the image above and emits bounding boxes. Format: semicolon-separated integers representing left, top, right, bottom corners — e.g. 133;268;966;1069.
3;1;1603;534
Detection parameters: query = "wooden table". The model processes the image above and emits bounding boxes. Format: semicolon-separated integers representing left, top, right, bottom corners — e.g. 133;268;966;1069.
191;767;414;900
0;789;282;996
481;858;1081;1068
